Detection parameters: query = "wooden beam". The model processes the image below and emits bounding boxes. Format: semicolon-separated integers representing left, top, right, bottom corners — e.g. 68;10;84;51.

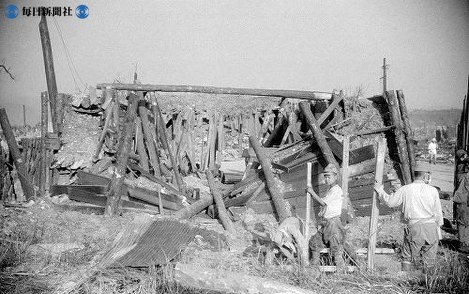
396;90;416;178
299;102;339;170
151;95;184;191
97;83;332;100
41;92;48;196
385;90;412;184
104;93;139;216
135;117;149;171
317;93;344;126
0;108;35;200
39;15;58;133
138;102;162;177
249;135;291;222
367;138;386;270
206;170;235;234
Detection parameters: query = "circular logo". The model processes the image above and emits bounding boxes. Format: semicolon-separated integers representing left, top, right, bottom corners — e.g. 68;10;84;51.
5;4;18;19
75;4;89;19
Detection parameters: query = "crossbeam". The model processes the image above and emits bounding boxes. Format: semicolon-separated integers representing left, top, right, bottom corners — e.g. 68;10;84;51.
96;83;332;100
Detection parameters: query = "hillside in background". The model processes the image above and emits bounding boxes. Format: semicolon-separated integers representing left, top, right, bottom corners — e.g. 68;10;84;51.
408;108;461;128
408;108;461;140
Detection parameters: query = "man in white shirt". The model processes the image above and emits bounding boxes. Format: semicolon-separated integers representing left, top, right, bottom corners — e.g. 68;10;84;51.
374;163;443;270
428;138;438;164
307;164;345;267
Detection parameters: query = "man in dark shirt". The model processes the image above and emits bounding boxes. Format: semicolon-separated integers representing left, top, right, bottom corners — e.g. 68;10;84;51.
454;149;469;252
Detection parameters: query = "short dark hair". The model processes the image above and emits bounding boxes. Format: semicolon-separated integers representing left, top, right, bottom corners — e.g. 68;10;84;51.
414;170;427;179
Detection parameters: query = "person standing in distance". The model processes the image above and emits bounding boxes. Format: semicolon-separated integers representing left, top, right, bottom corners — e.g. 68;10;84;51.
374;163;443;271
428;138;438;165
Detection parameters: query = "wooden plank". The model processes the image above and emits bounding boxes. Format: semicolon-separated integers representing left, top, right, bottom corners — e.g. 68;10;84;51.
67;187;158;212
138;103;162;177
97;83;332;101
367;138;386;270
50;185;107;196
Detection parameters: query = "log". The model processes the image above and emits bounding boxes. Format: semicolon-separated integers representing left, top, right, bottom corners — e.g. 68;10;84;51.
0;108;35;200
135;117;149;171
263;109;286;147
205;170;235;234
151;95;184;191
97;83;332;101
299;102;339;170
174;263;317;294
173;193;213;219
39;15;58;133
305;162;312;259
385;90;412;185
238;114;244;156
138;103;161;177
396;90;416;177
41;92;48;196
217;114;224;165
249;135;291;222
104;93;139;216
367;138;386;270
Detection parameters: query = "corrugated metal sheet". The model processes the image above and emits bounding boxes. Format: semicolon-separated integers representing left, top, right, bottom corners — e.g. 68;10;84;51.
102;218;226;268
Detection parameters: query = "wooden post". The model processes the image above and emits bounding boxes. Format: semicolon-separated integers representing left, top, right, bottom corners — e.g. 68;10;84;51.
0;108;35;200
263;109;286;147
238;114;244;156
217;114;224;164
93;100;114;162
39;15;58;133
249;135;291;222
317;93;344;126
157;185;164;216
299;101;340;170
367;138;386;270
41;92;48;196
135;117;149;171
138;101;161;177
396;90;416;178
385;90;412;185
104;93;139;216
151;95;184;192
209;113;218;171
305;162;312;262
206;170;235;234
23;105;26;127
341;135;354;222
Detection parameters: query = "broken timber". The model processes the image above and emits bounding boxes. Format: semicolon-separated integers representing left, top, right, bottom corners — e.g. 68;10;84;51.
97;83;332;100
396;90;416;176
385;90;412;184
249;135;291;222
206;170;235;234
104;93;139;216
0;108;35;200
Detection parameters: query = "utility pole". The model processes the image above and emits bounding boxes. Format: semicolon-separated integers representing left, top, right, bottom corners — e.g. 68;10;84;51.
23;105;26;126
381;58;389;94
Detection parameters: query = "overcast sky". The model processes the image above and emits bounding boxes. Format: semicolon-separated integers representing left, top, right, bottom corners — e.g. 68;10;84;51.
0;0;468;126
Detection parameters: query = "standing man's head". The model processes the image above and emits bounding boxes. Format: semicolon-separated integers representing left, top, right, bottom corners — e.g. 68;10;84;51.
414;163;431;183
456;149;467;161
323;164;338;186
432;138;437;143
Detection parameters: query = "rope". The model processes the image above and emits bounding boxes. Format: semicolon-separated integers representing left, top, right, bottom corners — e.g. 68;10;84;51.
51;17;87;93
